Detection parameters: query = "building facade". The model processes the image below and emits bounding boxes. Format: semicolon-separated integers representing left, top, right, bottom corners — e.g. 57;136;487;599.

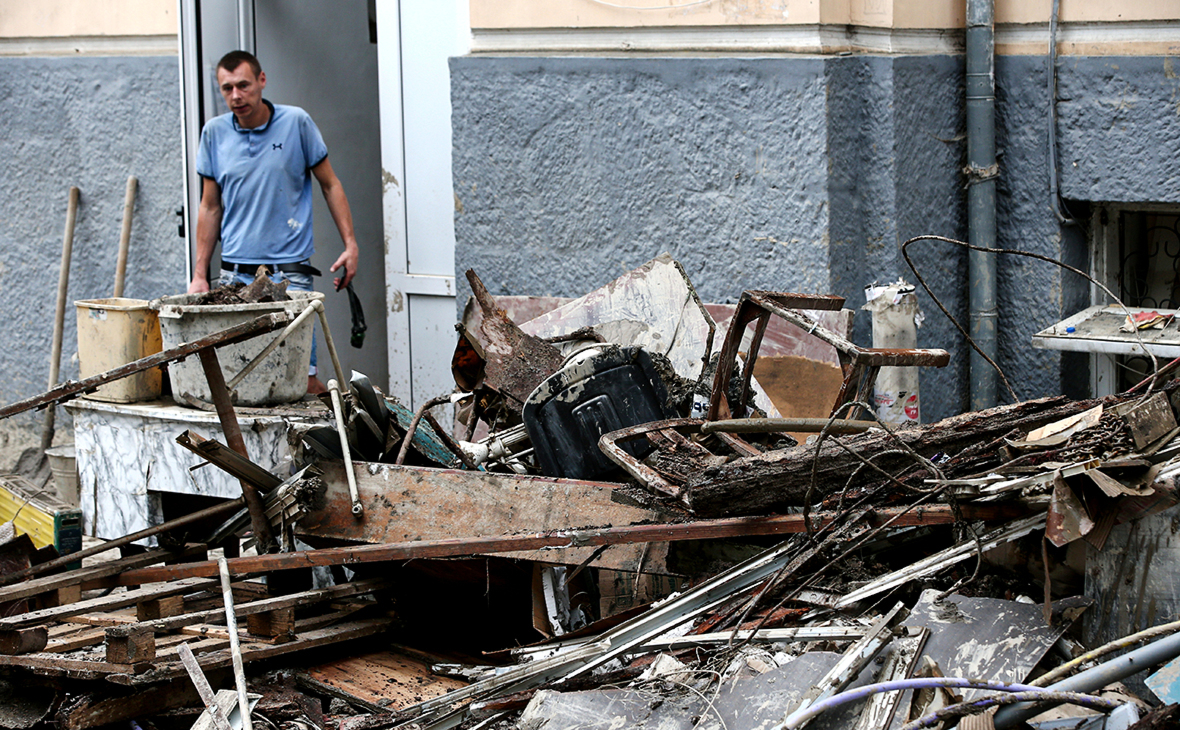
451;0;1180;421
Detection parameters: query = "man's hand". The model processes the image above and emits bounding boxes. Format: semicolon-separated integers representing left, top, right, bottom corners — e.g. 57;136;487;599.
312;158;360;290
331;245;359;290
187;275;211;294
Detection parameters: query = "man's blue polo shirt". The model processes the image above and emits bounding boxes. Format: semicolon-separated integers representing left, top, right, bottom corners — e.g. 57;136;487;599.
196;100;328;264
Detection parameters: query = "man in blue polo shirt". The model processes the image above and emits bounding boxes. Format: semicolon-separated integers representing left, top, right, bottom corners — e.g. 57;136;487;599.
189;50;359;394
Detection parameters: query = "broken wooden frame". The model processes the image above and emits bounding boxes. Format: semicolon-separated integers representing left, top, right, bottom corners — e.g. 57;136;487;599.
0;310;297;555
706;291;950;422
598;418;758;500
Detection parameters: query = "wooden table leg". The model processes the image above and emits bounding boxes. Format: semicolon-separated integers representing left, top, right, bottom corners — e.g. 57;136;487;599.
198;349;276;553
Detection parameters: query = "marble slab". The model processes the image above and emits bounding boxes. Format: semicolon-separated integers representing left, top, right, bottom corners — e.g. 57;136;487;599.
67;398;325;542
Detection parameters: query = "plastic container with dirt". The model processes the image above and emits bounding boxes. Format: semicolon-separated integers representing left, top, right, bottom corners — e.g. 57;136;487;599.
152;290;324;407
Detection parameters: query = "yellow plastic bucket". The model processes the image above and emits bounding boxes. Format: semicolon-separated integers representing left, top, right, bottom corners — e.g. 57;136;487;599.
75;298;163;402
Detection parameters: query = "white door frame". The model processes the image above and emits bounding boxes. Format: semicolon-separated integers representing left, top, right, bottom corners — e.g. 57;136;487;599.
376;0;468;406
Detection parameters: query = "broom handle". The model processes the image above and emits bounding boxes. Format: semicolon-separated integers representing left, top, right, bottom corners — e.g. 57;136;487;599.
112;176;137;298
42;187;80;451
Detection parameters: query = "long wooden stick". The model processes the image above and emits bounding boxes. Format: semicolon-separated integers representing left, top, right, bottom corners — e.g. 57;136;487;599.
199;350;275;553
178;642;233;730
42;186;80;451
0;498;242;587
0;311;292;421
219;558;252;730
112;176;137;298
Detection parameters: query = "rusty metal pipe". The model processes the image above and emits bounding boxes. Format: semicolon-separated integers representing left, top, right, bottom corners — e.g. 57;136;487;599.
703;418;874;435
395;394;451;466
327;379;362;517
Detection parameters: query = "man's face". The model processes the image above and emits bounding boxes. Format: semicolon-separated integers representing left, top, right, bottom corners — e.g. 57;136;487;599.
217;62;267;127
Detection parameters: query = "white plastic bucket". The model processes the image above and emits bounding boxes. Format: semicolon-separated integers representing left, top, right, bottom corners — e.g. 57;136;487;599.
153;291;324;406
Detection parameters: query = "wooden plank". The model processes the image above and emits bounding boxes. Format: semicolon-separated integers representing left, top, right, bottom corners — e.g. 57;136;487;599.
46;627;107;653
0;577;218;630
120;504;1029;584
106;577;388;637
115;616;394;685
299;461;667;573
0;312;292;420
304;650;467;711
0;545;205;605
0;652;134;677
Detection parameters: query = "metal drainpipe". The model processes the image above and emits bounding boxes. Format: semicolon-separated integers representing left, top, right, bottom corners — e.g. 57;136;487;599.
966;0;999;410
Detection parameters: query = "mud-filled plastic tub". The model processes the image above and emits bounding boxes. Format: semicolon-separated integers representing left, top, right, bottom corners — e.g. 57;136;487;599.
152;291;324;406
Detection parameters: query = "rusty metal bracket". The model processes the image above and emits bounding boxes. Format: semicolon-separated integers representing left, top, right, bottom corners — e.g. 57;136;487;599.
707;291;950;423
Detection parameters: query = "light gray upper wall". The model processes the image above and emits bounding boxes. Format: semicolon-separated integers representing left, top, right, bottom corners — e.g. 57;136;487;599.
0;55;185;431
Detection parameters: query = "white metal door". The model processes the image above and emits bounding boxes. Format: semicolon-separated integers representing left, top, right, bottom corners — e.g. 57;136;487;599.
377;0;468;407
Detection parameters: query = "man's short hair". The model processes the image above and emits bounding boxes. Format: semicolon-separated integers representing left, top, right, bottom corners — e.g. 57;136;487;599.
217;50;262;78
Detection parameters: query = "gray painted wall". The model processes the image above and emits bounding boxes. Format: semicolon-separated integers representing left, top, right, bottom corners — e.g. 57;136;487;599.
451;54;1180;422
0;55;185;439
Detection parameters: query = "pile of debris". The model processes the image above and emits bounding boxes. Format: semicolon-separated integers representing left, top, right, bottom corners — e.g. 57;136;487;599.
0;255;1179;730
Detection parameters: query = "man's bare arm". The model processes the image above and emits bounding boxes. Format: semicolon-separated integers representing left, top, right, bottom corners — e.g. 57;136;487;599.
311;157;359;290
188;178;223;294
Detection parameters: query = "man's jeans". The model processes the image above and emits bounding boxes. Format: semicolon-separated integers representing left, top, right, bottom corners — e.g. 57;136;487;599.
216;267;318;376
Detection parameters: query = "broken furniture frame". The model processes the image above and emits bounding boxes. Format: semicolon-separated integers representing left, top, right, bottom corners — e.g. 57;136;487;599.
598;418;758;500
706;291;950;422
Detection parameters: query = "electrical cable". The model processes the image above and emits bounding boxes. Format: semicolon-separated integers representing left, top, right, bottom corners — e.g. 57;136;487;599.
781;677;1044;729
901;235;1160;403
1031;617;1180;687
902;690;1121;730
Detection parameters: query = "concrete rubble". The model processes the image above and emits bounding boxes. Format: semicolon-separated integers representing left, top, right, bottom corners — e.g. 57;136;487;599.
1;256;1180;730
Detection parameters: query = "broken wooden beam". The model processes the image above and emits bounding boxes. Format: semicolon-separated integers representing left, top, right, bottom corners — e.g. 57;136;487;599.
0;544;208;605
685;394;1107;516
118;503;1031;584
0;312;293;420
175;431;284;492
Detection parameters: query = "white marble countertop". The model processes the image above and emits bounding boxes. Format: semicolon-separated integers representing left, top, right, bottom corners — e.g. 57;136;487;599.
67;396;327;541
66;397;327;424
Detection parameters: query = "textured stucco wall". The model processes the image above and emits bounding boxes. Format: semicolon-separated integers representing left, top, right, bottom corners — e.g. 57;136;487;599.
1057;56;1180;204
451;54;1180;422
0;56;185;438
451;57;834;305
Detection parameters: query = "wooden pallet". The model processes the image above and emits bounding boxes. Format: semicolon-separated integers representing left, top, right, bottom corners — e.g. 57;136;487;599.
0;572;393;685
